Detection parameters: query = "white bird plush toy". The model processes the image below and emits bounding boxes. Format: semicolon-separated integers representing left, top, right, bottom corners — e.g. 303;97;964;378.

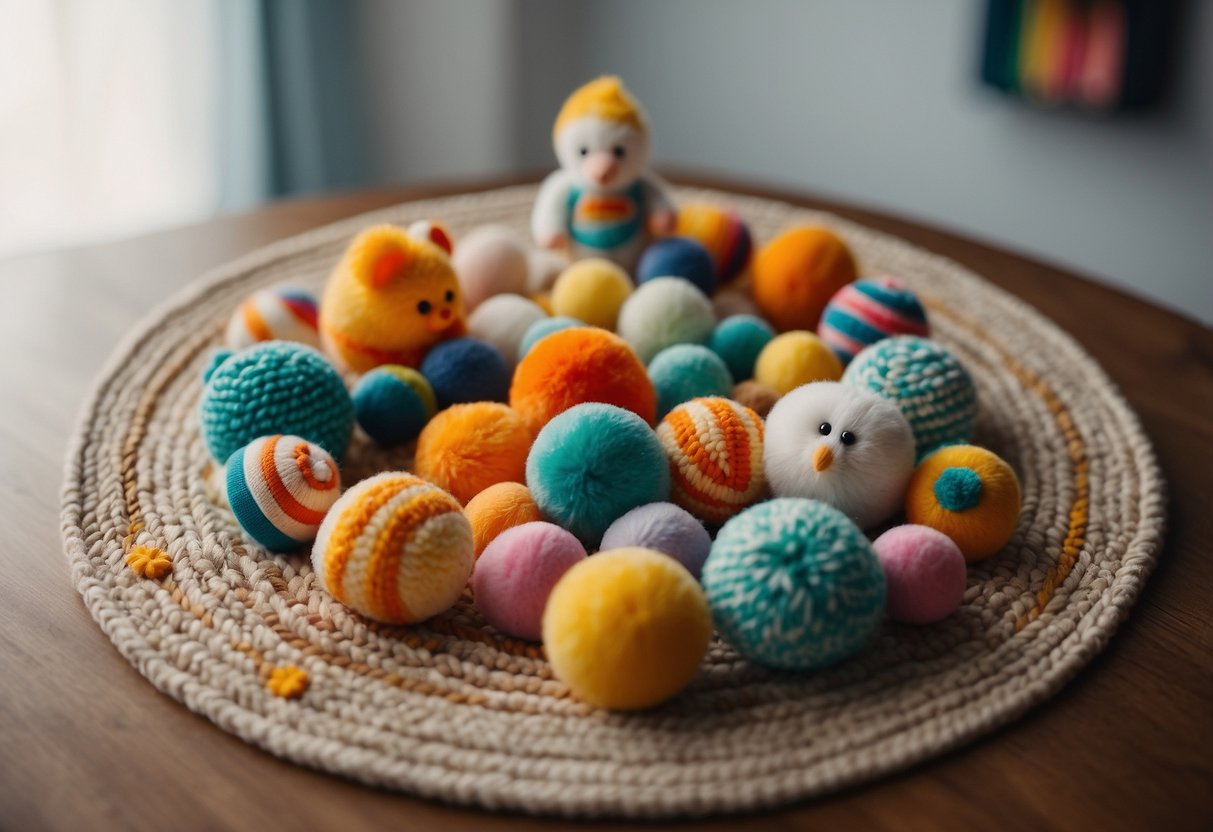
531;76;676;272
763;381;916;529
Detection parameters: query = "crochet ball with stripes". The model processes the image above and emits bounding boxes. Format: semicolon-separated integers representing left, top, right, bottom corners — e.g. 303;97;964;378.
224;434;343;552
656;397;766;525
311;472;474;625
224;287;320;350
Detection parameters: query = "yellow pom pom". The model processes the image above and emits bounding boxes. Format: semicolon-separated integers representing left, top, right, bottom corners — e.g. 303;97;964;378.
905;445;1022;562
266;665;309;699
550;259;633;329
542;547;712;710
126;545;172;579
753;331;843;394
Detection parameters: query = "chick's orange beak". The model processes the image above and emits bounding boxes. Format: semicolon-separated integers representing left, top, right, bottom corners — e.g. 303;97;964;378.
426;307;455;333
813;444;834;472
582;152;620;187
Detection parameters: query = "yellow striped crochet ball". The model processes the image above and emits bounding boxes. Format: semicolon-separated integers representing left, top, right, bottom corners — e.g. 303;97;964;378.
656;397;766;525
311;472;473;624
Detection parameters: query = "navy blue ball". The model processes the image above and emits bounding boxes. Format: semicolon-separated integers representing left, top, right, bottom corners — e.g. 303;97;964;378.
636;237;716;295
420;337;510;409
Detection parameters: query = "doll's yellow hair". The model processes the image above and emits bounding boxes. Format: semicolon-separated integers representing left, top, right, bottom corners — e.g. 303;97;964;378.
553;76;646;142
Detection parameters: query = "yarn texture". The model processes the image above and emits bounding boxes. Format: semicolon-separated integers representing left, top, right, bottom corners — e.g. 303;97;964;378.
752;225;857;332
648;344;734;419
351;364;436;446
466;293;547;369
225;287;319;350
819;277;930;364
673;202;752;283
600;502;712;578
451;225;530;311
873;524;967;624
616;276;716;363
635;236;716;295
754;330;844;395
419;337;511;409
463;481;543;557
549;258;634;329
414;402;533;504
709;314;775;382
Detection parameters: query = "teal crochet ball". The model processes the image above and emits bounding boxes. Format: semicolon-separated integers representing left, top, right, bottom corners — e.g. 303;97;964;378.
708;314;775;382
199;342;354;463
525;402;670;547
648;343;734;419
702;498;886;671
842;335;978;460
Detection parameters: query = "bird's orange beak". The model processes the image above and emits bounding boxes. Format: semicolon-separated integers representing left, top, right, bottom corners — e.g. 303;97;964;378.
813;445;834;472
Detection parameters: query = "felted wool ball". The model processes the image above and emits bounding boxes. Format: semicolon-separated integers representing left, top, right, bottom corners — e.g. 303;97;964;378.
542;546;712;710
635;236;716;295
466;293;547;369
842;335;978;459
419;337;510;409
702;498;886;671
905;445;1022;562
510;327;656;432
753;330;844;395
600;502;711;578
752;226;858;332
819;276;930;365
351;364;437;446
764;382;915;530
406;218;454;254
199;342;354;463
414;402;533;504
224;434;342;552
674;203;753;283
518;315;581;358
312;472;472;624
709;314;775;382
550;258;633;329
648;344;734;420
872;525;967;624
616;276;716;364
527;247;567;294
473;521;587;641
225;287;320;350
451;224;530;311
656;397;765;526
526;403;670;546
730;380;780;418
463;481;543;558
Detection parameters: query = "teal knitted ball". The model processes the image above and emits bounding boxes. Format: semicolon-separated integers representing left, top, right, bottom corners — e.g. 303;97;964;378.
708;314;775;381
351;365;436;446
842;335;978;460
525;403;670;546
648;344;734;419
199;342;354;463
702;498;886;671
518;315;582;358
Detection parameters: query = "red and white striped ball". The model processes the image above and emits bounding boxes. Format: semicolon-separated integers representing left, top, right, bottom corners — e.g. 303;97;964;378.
656;397;766;525
225;287;320;350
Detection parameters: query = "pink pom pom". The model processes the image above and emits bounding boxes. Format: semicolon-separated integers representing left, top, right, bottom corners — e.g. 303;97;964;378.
472;521;587;640
873;524;966;624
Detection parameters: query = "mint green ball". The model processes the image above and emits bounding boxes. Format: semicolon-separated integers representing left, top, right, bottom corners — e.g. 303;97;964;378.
709;314;775;381
648;344;734;419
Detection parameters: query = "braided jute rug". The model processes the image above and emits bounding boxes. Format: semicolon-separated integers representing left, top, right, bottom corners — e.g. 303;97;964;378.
61;185;1166;819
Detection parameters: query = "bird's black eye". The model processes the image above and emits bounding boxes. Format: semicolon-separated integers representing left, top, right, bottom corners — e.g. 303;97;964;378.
417;300;432;315
840;430;857;446
444;289;454;302
818;422;831;435
612;145;626;159
578;147;589;157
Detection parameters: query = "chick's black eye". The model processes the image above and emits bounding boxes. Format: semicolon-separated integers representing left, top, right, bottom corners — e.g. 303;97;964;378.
612;145;626;159
818;422;831;436
444;290;454;302
417;300;432;315
840;430;857;446
578;147;588;157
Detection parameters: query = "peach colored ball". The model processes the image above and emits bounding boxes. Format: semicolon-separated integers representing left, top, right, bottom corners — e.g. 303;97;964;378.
452;225;530;311
463;481;543;558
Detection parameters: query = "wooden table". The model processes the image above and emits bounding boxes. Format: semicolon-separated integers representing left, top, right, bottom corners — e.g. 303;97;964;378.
2;175;1210;831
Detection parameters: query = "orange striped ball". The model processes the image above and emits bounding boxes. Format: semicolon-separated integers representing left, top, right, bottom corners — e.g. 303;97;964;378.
225;287;320;350
656;397;766;525
311;472;473;624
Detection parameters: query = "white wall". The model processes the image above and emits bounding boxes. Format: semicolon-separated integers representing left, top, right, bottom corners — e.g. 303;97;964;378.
357;0;1212;323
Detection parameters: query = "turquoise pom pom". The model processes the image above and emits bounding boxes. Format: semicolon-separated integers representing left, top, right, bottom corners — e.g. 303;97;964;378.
934;466;983;511
708;314;775;381
525;403;670;546
702;498;886;671
199;342;353;463
648;344;734;419
519;316;582;358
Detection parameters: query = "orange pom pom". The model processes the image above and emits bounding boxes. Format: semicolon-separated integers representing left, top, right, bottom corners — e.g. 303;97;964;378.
509;327;656;433
414;402;533;504
463;481;543;558
752;226;858;332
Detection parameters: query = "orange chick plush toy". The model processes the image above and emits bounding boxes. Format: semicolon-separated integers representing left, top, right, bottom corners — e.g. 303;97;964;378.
320;225;467;373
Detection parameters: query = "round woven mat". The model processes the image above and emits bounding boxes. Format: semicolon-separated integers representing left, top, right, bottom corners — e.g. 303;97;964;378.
62;185;1165;818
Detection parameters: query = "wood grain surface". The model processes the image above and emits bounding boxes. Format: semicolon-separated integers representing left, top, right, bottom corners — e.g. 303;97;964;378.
1;174;1209;832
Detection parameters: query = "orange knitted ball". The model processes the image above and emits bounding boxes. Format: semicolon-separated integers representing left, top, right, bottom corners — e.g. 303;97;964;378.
413;402;534;504
752;226;858;332
463;481;543;558
509;326;656;433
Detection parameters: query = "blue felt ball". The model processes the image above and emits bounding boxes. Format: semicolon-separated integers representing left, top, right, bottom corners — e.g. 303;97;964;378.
708;314;776;382
419;337;510;409
648;344;734;419
199;342;353;463
351;365;437;446
518;316;582;358
636;236;716;295
703;498;886;671
526;403;670;546
600;502;712;578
